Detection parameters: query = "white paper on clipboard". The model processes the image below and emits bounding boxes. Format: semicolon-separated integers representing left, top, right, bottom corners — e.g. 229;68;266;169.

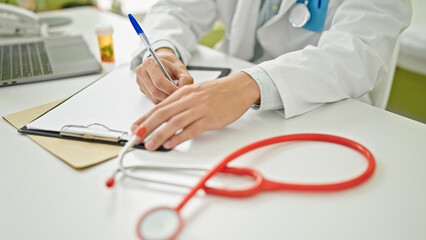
26;64;224;141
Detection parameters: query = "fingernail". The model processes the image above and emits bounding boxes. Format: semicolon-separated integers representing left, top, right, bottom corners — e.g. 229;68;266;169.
145;139;154;150
131;124;138;132
163;140;172;149
135;126;147;138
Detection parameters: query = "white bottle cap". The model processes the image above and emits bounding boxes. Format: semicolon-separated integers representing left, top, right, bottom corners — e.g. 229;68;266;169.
95;24;114;36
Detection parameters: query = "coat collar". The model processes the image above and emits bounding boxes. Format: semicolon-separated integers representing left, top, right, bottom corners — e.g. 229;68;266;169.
279;0;297;16
228;0;297;60
263;0;297;29
229;0;261;59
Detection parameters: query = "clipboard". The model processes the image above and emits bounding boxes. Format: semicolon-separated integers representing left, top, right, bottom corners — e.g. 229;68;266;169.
19;64;231;151
3;100;124;169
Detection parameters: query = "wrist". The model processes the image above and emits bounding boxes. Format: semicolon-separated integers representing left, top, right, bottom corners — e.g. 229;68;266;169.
231;72;261;106
156;47;175;56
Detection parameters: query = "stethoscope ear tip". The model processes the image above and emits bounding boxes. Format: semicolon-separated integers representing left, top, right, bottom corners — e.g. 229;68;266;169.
106;177;115;188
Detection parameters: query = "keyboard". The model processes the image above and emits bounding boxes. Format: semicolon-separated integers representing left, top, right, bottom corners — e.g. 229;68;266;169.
1;41;53;82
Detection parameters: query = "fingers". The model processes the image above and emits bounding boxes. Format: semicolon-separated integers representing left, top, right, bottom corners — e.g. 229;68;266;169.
136;58;178;102
168;64;193;87
131;92;196;147
135;48;194;105
162;119;207;149
132;87;187;128
131;90;209;151
144;108;203;150
136;49;194;103
176;72;194;87
135;66;161;104
131;72;260;151
145;57;178;96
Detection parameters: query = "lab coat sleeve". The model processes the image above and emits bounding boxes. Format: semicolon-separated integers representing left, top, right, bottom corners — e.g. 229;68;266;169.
258;0;412;118
132;0;218;65
243;66;284;111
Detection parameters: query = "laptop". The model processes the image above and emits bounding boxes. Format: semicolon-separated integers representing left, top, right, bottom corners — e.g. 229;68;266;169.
0;35;102;86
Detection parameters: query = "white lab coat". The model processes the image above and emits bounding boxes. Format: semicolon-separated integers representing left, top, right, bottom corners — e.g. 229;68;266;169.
140;0;411;118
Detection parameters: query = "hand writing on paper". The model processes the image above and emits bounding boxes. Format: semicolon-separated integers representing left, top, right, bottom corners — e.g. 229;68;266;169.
135;48;194;104
131;72;261;151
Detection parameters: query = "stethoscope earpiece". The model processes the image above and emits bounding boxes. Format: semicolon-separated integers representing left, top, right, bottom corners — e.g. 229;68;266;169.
106;177;115;188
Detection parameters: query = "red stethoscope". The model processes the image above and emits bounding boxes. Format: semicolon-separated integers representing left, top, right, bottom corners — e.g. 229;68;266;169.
107;128;376;240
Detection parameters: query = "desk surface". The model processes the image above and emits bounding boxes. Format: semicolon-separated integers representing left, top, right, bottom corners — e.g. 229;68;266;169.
1;7;425;240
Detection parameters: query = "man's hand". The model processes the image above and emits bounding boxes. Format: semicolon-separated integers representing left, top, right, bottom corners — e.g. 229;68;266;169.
131;72;261;151
135;48;194;104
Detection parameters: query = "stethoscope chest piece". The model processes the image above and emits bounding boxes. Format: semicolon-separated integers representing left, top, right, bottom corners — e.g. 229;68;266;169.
289;1;311;28
137;207;183;240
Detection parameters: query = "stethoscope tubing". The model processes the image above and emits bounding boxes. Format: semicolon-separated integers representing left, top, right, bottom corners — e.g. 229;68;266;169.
116;164;208;189
111;133;375;213
176;133;375;211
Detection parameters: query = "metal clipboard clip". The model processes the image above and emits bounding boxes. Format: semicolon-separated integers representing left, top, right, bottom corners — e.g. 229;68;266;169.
60;123;128;142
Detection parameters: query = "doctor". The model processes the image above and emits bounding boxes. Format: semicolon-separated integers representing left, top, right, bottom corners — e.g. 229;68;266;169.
130;0;411;151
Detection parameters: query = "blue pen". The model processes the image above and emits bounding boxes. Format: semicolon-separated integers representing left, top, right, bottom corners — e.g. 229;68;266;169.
128;14;173;83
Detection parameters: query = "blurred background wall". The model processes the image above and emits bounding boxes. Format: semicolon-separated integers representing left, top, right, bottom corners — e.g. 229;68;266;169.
0;0;92;11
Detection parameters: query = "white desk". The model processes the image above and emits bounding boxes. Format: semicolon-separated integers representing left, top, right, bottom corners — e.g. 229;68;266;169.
1;7;426;240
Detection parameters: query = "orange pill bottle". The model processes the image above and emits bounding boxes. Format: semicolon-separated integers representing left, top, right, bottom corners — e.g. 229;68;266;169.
95;24;115;62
